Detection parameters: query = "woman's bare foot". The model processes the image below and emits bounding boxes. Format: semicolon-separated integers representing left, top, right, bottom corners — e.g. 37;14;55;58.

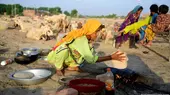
144;44;151;47
144;43;151;47
66;67;79;71
56;70;64;76
64;67;82;76
144;41;152;47
138;40;144;45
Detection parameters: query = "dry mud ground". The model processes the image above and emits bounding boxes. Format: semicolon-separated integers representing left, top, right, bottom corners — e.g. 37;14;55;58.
0;27;170;95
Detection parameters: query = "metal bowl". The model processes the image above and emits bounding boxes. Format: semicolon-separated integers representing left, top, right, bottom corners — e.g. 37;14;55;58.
8;69;52;85
14;51;39;65
21;48;40;56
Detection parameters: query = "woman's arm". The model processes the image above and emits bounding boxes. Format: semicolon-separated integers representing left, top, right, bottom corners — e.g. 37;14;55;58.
121;16;151;34
96;51;126;63
96;55;112;62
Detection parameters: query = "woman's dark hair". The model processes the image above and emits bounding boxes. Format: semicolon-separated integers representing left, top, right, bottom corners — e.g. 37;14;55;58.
138;6;143;11
100;24;105;29
150;4;158;13
159;5;169;14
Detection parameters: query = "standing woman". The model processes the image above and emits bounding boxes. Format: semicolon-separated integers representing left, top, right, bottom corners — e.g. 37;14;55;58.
115;5;143;48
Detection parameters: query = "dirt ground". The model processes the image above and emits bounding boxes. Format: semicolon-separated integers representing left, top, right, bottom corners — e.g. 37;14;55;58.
0;21;170;95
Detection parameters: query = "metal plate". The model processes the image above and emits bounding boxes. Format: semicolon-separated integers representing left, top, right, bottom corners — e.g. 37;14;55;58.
8;69;52;85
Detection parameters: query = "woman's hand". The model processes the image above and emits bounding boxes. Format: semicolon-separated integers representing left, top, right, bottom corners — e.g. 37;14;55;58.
118;30;124;36
111;51;127;62
56;70;64;76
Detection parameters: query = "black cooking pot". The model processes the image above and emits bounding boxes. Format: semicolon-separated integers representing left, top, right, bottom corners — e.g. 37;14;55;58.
14;48;40;65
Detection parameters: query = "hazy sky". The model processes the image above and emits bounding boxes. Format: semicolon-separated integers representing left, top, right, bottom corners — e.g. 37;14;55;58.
0;0;170;16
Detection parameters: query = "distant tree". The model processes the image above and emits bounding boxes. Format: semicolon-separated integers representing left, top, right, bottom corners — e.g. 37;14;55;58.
71;9;78;17
64;11;70;16
0;4;23;16
105;14;117;18
0;4;7;14
120;16;126;19
49;8;56;14
6;4;12;15
55;7;62;14
38;7;48;11
26;7;35;10
49;7;62;15
78;14;84;18
85;13;117;18
13;4;23;15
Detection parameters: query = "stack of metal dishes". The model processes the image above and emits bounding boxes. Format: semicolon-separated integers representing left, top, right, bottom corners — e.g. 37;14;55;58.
14;47;40;64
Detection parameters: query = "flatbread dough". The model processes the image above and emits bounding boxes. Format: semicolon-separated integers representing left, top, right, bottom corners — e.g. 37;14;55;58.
110;60;127;69
106;51;128;69
13;72;34;79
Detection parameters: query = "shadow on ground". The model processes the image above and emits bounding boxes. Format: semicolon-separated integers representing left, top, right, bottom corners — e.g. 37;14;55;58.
0;87;43;95
125;54;170;94
152;40;169;43
142;46;169;61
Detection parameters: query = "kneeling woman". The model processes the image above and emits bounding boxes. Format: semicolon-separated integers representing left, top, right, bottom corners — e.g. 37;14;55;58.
47;19;127;76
